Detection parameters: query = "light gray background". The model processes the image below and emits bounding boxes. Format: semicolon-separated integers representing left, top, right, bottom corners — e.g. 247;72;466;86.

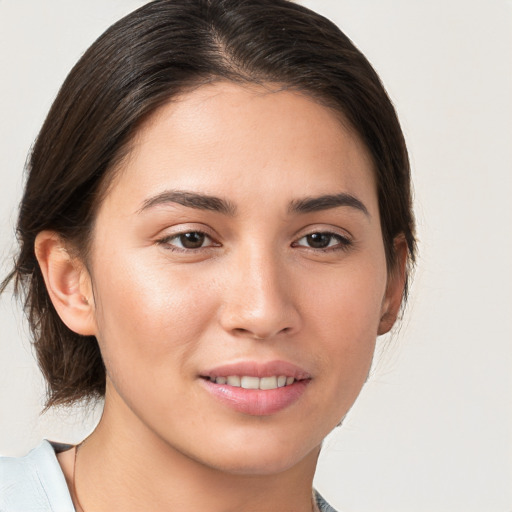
1;1;511;511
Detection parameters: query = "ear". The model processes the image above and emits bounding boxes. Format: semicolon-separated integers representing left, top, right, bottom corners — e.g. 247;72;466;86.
378;235;409;335
35;231;96;336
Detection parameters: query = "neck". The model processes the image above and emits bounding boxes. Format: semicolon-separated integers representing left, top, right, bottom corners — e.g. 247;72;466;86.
73;390;320;512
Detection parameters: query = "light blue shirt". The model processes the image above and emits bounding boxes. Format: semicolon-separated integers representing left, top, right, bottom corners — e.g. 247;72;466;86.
0;440;75;511
0;440;337;511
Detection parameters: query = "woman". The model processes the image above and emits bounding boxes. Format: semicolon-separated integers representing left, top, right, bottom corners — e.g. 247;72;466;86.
0;1;415;511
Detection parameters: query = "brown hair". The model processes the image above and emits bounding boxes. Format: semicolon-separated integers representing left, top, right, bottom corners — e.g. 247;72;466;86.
1;0;415;407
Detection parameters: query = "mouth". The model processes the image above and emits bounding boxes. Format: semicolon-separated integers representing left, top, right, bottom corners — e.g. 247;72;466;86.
203;375;298;390
200;360;311;382
199;360;312;416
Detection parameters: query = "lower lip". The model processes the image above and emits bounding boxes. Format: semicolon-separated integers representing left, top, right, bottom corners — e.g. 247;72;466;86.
201;379;310;416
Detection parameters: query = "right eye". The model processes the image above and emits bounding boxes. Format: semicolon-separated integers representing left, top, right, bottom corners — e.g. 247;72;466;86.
158;231;216;251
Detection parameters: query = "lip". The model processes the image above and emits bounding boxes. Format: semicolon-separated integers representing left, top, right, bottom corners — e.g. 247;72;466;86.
201;360;312;380
199;360;311;416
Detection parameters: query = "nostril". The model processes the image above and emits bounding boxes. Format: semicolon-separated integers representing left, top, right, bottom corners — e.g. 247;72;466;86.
232;328;265;340
232;326;292;340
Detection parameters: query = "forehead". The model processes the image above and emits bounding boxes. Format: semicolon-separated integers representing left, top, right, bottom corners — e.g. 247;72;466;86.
103;81;377;215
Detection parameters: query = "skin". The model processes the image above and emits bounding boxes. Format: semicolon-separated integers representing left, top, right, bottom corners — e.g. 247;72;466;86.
37;82;406;512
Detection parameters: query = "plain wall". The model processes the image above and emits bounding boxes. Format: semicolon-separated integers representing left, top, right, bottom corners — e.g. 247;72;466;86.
1;1;511;511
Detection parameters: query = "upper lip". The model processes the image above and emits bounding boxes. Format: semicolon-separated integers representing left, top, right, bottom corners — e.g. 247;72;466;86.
201;360;311;380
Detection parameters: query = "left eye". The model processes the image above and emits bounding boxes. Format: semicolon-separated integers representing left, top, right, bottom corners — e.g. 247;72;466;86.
161;231;214;250
294;232;349;250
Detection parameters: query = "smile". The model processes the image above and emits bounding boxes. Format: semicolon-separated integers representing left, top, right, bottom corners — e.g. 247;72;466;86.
207;375;296;390
200;361;311;415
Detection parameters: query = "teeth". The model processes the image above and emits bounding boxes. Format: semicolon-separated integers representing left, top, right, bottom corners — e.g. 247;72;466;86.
241;376;260;389
227;375;241;387
212;375;295;390
259;376;277;390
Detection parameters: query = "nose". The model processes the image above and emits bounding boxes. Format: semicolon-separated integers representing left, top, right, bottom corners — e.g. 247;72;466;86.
218;245;301;340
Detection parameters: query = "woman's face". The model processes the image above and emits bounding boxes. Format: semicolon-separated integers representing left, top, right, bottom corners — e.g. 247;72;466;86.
86;82;395;474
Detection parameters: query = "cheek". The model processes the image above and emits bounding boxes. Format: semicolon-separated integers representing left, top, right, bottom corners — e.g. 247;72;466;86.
301;256;387;398
305;255;386;339
90;256;217;388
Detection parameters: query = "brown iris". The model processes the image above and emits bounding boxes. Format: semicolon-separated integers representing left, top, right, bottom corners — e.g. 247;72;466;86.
179;232;206;249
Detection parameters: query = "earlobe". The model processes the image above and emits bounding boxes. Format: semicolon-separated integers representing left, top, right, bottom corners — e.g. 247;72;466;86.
378;236;409;335
34;231;96;336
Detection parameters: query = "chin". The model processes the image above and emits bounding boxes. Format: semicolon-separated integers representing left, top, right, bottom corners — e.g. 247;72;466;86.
193;437;321;476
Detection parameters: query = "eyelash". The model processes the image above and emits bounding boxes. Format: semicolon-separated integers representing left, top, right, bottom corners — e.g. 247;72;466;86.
157;230;352;253
292;232;353;252
157;231;218;252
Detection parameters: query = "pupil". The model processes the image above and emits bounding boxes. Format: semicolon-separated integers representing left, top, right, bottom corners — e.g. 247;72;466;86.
180;232;205;249
307;233;331;248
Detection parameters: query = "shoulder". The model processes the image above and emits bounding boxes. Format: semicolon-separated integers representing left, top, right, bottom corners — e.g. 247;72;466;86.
315;490;339;512
0;440;75;512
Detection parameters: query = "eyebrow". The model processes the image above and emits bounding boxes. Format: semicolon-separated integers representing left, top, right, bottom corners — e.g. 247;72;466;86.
138;190;237;215
288;193;369;217
138;190;369;217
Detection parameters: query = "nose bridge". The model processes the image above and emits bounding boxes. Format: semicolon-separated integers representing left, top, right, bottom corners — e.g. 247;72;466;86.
219;241;299;339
